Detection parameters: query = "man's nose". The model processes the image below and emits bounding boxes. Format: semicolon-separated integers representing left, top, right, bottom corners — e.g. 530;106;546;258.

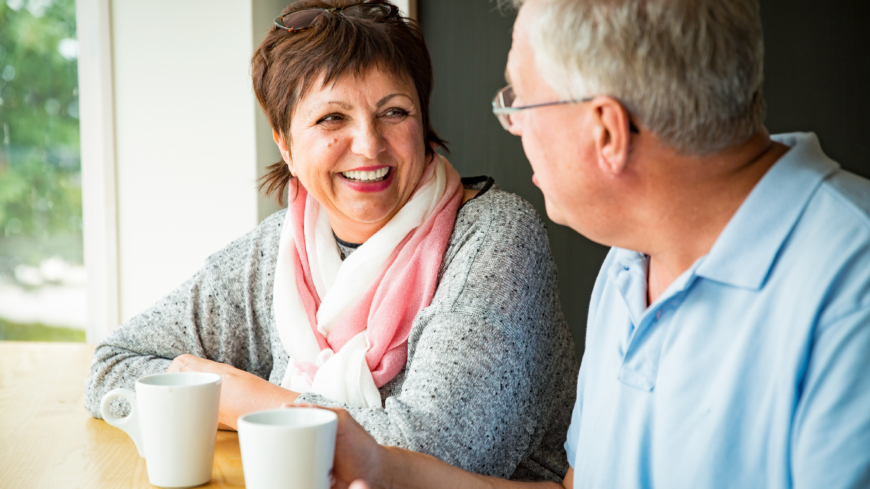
509;111;525;136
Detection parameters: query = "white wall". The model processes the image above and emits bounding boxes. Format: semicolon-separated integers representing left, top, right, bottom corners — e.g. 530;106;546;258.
111;0;284;322
394;0;416;19
78;0;120;341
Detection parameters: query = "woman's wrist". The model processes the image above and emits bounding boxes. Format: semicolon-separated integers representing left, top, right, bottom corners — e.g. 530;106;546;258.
220;371;300;429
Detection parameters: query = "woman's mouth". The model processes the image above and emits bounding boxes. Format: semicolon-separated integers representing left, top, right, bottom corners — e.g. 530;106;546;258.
338;166;395;193
340;167;391;183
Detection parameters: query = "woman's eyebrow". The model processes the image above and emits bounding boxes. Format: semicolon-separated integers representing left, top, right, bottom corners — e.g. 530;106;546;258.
314;101;353;110
376;93;413;108
309;95;411;113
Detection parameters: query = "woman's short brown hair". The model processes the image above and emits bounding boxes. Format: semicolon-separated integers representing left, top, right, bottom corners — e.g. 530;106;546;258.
252;0;445;205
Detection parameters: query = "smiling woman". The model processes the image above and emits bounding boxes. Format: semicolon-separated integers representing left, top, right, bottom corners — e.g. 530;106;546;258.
84;0;578;482
277;68;428;243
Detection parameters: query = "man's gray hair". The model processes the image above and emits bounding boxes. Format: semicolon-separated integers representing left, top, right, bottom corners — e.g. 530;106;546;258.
514;0;766;155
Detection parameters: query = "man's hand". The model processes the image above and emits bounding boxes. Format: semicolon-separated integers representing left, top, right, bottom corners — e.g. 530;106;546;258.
283;403;386;489
168;354;299;430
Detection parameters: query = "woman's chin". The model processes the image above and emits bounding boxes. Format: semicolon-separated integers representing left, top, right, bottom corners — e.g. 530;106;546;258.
346;209;395;228
334;195;402;227
328;204;398;239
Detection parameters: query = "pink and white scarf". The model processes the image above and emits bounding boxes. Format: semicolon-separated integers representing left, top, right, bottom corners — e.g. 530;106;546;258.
274;156;462;408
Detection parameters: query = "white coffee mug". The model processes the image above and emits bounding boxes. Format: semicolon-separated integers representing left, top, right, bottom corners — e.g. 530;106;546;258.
237;408;338;489
100;372;222;488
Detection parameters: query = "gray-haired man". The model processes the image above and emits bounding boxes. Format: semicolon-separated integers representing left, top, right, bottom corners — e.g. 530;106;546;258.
311;0;870;487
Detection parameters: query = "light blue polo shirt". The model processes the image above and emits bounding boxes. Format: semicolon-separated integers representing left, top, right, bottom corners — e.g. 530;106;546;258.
566;133;870;489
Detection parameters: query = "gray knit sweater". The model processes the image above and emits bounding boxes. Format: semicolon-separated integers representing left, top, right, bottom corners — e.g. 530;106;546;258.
84;177;578;482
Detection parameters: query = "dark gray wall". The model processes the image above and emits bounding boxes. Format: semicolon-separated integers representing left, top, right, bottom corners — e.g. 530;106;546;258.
420;1;870;362
761;0;870;174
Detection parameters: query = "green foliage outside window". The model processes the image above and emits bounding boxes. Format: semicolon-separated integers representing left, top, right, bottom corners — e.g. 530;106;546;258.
0;316;85;341
0;0;82;281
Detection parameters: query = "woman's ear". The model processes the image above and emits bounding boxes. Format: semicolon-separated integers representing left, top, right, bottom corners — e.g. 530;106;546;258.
428;142;443;163
272;129;293;171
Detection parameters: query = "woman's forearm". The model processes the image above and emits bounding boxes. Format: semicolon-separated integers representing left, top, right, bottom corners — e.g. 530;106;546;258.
85;347;174;418
167;354;299;430
218;369;300;430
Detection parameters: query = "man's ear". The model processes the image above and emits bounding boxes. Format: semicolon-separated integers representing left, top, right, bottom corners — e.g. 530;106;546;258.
272;129;293;170
592;96;631;176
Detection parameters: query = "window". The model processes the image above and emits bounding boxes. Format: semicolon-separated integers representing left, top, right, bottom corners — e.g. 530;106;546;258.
0;0;85;341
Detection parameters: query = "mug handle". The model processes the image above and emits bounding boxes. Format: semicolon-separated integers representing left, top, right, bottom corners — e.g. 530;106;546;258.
100;388;145;458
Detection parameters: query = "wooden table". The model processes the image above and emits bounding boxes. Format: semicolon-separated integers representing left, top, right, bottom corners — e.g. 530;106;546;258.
0;342;245;488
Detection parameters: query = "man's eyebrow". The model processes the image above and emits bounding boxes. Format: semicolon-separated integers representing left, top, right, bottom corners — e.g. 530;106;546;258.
376;93;413;108
504;69;512;85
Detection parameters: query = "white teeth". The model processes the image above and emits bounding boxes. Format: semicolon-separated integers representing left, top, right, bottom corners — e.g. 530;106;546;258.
342;167;390;182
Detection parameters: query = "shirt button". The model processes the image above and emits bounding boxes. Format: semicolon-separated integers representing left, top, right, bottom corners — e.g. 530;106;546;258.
655;310;662;320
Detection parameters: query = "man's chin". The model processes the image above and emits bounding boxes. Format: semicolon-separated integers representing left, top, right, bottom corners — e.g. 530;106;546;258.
544;202;567;227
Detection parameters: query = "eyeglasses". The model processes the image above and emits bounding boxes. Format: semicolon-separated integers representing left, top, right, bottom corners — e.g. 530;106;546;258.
273;2;399;33
492;84;639;134
492;85;591;131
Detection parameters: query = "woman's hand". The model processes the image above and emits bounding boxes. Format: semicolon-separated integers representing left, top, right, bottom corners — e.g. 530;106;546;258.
168;354;300;430
167;353;237;376
283;403;387;489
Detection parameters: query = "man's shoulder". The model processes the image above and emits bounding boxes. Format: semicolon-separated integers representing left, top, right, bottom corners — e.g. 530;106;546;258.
818;169;870;230
771;132;870;233
715;133;870;296
750;163;870;328
787;166;870;262
794;169;870;316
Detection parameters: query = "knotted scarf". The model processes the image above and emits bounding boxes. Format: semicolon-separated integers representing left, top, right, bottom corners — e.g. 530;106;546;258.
273;155;462;407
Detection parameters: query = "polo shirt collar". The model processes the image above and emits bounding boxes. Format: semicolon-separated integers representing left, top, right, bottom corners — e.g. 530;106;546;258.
607;249;650;326
695;132;839;290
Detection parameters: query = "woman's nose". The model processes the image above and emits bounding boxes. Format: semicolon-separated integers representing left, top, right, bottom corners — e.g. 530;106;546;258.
350;121;386;160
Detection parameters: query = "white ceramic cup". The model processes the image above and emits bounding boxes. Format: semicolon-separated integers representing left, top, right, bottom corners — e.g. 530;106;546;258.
237;408;338;489
100;372;222;488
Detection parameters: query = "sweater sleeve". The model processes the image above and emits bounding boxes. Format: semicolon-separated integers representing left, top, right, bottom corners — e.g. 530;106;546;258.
297;189;577;481
83;212;284;418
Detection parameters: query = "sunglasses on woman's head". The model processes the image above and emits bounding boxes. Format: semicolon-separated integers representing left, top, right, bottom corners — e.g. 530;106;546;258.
273;2;399;33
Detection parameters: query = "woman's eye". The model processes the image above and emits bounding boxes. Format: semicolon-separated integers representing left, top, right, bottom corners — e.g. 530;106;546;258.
317;114;344;124
383;108;409;118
